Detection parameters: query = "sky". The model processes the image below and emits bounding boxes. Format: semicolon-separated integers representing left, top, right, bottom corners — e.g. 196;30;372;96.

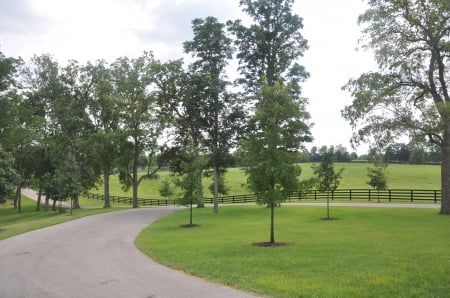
0;0;377;154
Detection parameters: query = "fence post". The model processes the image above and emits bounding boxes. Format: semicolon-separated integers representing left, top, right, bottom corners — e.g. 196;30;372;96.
389;190;391;202
368;189;371;201
314;190;317;201
434;190;437;203
411;190;413;202
349;189;352;201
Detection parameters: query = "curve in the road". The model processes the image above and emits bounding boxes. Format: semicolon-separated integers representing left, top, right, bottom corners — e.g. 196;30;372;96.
0;207;258;298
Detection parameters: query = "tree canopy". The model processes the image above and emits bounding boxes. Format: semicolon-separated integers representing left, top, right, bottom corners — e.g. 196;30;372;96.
342;0;450;214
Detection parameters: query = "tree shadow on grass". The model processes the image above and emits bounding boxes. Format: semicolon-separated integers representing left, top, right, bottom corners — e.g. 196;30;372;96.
252;242;292;247
180;224;201;228
320;217;339;221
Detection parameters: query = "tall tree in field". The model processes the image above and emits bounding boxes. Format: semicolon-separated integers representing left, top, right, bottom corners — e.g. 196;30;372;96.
312;148;344;220
86;60;123;208
242;81;312;244
183;17;243;213
232;0;312;244
342;0;450;214
112;53;163;208
228;0;309;94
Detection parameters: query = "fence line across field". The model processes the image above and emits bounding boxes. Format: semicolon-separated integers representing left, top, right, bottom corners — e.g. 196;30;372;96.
84;189;441;206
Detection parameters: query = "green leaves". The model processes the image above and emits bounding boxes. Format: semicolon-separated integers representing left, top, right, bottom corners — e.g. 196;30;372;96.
229;0;308;94
243;81;311;206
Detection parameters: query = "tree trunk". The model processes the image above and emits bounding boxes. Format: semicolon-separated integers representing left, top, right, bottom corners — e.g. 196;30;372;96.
189;202;193;225
52;199;57;211
103;166;111;208
440;126;450;214
196;169;204;208
72;193;81;209
15;186;22;213
270;201;275;243
44;194;49;212
132;151;139;208
213;165;219;213
36;188;42;211
327;192;330;219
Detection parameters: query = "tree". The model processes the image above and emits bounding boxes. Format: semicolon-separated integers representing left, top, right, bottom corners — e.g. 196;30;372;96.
312;148;344;220
228;0;309;94
154;61;208;208
50;60;100;209
159;179;174;199
0;146;17;203
342;0;450;214
242;81;312;244
183;17;243;213
367;159;388;203
86;60;123;208
112;53;164;208
177;147;207;227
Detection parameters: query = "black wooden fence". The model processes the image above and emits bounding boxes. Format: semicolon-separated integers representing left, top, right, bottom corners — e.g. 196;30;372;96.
84;189;441;206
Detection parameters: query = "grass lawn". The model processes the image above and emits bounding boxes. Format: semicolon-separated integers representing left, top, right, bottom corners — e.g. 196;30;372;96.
90;163;441;200
136;205;450;298
0;197;126;240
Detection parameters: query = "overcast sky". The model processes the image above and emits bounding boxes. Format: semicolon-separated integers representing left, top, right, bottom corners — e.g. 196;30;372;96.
0;0;377;154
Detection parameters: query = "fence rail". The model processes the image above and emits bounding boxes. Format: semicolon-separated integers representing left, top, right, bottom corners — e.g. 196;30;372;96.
84;189;441;206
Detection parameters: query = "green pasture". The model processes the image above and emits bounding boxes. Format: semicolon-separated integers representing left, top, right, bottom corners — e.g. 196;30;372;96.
0;197;125;240
136;205;450;298
90;163;441;199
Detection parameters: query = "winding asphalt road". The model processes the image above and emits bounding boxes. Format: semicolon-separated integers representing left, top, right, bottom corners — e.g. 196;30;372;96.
0;207;258;298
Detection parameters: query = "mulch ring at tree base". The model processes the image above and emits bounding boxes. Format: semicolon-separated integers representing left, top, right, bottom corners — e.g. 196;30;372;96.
252;242;292;247
180;224;201;228
320;217;339;221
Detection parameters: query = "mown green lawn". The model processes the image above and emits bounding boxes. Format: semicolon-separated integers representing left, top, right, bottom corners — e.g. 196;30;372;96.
90;163;441;199
136;205;450;298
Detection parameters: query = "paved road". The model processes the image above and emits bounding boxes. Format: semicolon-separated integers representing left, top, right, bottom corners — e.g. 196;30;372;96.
0;207;258;298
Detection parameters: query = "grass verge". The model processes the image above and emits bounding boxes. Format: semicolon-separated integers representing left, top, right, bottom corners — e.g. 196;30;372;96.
0;196;126;240
136;205;450;298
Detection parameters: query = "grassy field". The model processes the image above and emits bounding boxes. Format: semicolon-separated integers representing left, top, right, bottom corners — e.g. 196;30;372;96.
90;163;442;199
0;197;126;240
136;205;450;298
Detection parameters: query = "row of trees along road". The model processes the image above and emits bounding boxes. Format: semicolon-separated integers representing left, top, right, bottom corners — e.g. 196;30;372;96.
1;0;450;239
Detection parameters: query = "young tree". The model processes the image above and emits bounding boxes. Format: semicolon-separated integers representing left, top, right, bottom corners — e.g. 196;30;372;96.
242;81;312;244
177;147;207;226
342;0;450;214
159;179;174;199
312;148;344;220
183;17;243;213
367;161;388;203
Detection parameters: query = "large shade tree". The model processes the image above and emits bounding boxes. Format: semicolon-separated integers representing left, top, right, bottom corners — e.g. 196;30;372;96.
86;60;123;208
342;0;450;214
112;52;163;208
233;0;312;243
228;0;309;94
183;17;243;213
